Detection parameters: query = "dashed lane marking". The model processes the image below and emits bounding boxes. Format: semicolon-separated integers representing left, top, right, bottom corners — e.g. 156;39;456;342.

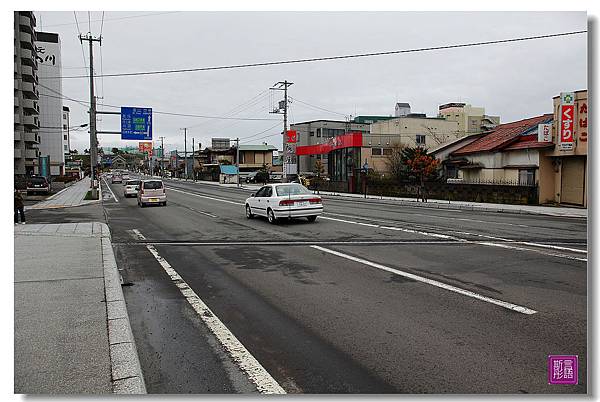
134;228;286;394
310;245;538;315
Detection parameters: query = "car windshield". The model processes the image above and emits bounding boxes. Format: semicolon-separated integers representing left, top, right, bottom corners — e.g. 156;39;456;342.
29;177;47;184
126;180;140;186
275;184;311;196
143;181;163;190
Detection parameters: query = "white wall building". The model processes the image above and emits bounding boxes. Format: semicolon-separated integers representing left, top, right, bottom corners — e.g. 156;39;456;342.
35;31;65;176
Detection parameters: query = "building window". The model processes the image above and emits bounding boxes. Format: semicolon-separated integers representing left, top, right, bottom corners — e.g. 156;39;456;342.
63;113;67;119
316;129;321;137
310;131;314;137
63;124;67;130
383;148;393;156
518;169;535;186
64;145;68;151
372;148;382;156
416;135;426;145
64;135;67;140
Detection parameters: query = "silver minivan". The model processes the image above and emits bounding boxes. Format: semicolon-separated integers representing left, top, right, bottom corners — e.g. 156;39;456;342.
137;179;167;207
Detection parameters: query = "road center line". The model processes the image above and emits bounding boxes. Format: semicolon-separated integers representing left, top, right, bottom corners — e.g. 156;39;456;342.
453;230;587;254
139;233;284;394
166;187;243;205
102;178;119;203
310;245;537;315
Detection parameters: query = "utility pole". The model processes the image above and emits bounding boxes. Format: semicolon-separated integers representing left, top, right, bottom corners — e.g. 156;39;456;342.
79;33;101;198
235;138;240;188
191;137;195;181
181;128;188;181
270;81;293;181
159;136;165;177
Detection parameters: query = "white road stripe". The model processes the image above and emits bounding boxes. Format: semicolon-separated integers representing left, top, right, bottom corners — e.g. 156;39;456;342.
166;187;243;205
141;237;285;394
320;216;459;240
454;230;587;254
476;241;587;262
310;245;538;315
102;178;119;203
129;229;146;241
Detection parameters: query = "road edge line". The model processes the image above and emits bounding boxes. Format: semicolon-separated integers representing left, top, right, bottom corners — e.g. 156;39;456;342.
144;242;286;394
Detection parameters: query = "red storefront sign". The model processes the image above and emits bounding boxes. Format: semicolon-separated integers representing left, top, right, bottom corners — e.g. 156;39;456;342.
559;92;575;150
139;141;153;153
296;132;363;155
286;130;298;144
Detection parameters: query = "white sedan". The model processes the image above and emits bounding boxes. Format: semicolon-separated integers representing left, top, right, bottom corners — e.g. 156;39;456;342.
245;183;323;223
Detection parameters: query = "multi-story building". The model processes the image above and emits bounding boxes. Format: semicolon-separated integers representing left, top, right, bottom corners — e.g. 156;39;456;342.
14;11;40;177
62;106;70;159
289;119;372;175
35;31;65;176
438;102;500;134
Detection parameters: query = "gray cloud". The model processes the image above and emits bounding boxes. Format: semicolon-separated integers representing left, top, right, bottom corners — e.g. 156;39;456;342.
36;11;587;152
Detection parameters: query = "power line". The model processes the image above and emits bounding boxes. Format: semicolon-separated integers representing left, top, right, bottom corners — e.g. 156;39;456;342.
290;97;347;117
100;11;105;37
42;30;587;80
240;123;282;144
35;84;278;121
41;11;180;28
73;12;89;76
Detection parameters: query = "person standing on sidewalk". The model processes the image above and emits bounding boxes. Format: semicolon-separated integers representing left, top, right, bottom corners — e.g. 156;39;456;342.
14;189;26;224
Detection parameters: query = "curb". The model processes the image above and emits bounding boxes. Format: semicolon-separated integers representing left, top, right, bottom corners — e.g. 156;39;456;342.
99;223;147;394
317;192;586;219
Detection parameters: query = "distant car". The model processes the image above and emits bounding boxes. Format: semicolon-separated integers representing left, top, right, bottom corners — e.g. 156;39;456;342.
244;183;322;224
138;179;167;207
111;175;122;184
122;173;130;181
26;176;51;195
123;180;140;198
245;171;259;183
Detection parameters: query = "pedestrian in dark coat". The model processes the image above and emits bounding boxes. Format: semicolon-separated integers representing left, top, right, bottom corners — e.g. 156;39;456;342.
14;189;26;224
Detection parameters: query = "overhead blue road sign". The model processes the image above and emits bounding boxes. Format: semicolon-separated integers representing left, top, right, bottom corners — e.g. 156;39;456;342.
121;107;152;140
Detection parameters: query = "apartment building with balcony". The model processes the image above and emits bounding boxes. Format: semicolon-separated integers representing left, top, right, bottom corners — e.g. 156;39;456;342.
14;11;40;176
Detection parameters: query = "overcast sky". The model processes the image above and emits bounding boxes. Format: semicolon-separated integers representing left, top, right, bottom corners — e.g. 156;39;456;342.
34;11;587;153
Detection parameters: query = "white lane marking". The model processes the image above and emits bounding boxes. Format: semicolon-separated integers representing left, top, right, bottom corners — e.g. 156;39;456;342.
321;215;585;261
454;230;587;254
310;245;538;315
166;187;243;205
476;241;587;262
102;178;119;203
320;216;459;240
128;229;146;240
188;207;218;218
142;240;285;394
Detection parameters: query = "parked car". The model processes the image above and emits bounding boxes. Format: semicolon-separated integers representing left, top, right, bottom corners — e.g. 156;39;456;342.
26;176;51;195
244;183;322;224
138;179;167;207
122;173;130;180
111;174;122;184
123;180;141;198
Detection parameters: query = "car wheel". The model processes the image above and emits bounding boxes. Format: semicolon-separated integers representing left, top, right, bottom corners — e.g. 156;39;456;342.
267;208;277;224
163;201;167;206
245;204;254;219
307;215;317;223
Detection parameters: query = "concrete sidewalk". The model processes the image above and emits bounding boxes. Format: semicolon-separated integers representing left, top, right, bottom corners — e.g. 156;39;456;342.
27;177;100;210
14;222;145;394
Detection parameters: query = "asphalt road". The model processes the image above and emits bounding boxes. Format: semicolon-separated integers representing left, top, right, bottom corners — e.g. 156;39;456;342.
30;176;588;394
